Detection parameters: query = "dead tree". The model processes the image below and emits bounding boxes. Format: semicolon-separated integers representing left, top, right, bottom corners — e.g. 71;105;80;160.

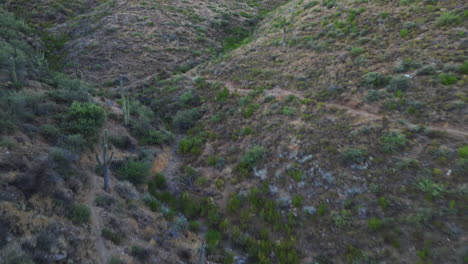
96;129;114;192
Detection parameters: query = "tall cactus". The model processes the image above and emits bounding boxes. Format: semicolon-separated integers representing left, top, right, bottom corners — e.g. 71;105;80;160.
96;129;114;192
282;25;287;51
120;79;130;126
9;57;19;88
198;241;206;264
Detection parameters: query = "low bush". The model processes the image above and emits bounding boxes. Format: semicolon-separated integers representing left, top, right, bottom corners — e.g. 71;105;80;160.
380;131;407;153
178;136;204;155
58;134;87;153
416;178;445;199
387;75;411;91
206;229;222;247
101;228;123;244
67;204;91;225
173;108;202;131
342;147;367;163
368;217;383;231
437;12;461;26
116;160;150;185
109;135;132;149
148;173;167;193
457;145;468;159
40;124;60;141
361;72;388;88
237;145;266;175
130;245;150;261
64;102;105;141
439;72;458;85
139;129;174;145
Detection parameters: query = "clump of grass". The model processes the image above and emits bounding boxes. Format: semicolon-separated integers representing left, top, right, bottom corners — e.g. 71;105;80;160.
178;135;204;155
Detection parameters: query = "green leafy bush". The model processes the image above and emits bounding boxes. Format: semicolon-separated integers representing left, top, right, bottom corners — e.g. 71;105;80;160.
460;61;468;75
173;108;202;130
130;245;150;261
416;178;445;198
380;131;407;153
40;124;60;141
101;228;123;244
387;75;411;91
206;229;222;247
458;145;468;159
368;217;383;231
361;72;388;88
437;12;461;26
178;136;204;155
399;29;408;37
64;102;105;141
116;160;150;185
237;145;266;175
67;204;91;225
148;173;167;193
139;129;174;145
439;72;458;85
342;147;367;163
58;134;87;153
49;73;92;103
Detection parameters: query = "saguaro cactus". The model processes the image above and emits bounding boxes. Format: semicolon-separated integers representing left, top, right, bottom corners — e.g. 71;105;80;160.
120;80;130;126
96;129;114;192
198;241;206;264
282;25;287;50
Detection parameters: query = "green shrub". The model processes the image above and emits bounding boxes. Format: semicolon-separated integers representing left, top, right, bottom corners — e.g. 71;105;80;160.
458;145;468;159
189;220;201;232
109;135;132;149
416;178;445;199
216;87;230;102
139;129;174;145
40;124;60;141
361;72;388;88
101;228;123;244
206;229;221;247
380;131;407;153
130;245;150;261
342;147;367;163
399;29;408;37
292;195;303;208
108;256;125;264
148;173;167;192
179;90;197;106
173;108;202;130
437;12;461;26
350;46;365;56
3;250;34;264
58;134;87;153
49;73;92;103
237;145;266;175
67;204;91;225
377;197;388;210
439;72;458;85
116;160;150;185
460;61;468;75
368;217;383;231
455;159;468;176
64;102;105;141
387;75;411;91
282;106;296;116
178;136;204;155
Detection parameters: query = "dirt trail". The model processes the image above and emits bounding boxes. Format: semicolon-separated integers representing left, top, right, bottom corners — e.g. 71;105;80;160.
162;135;184;193
86;173;109;264
222;80;468;140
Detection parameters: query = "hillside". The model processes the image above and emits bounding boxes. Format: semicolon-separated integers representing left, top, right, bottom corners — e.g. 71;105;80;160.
0;0;467;264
